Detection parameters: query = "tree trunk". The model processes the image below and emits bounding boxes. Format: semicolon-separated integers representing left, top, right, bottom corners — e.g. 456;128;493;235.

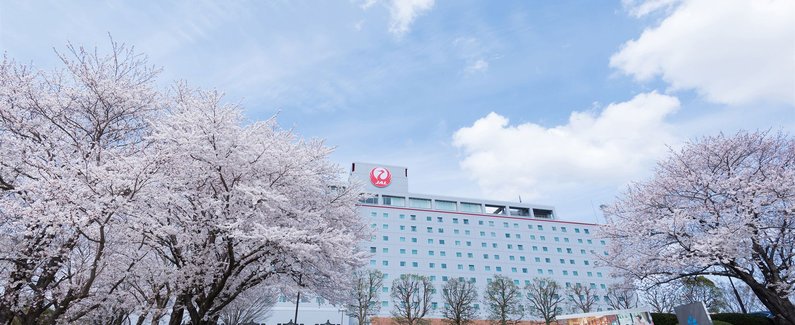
738;275;795;325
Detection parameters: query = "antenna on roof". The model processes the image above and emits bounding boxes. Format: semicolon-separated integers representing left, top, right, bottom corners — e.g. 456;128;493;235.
518;195;522;203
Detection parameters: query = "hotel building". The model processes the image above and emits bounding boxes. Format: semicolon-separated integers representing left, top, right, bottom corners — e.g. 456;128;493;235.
268;162;616;325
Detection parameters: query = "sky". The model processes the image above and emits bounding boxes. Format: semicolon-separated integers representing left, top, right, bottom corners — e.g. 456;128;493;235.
1;0;793;223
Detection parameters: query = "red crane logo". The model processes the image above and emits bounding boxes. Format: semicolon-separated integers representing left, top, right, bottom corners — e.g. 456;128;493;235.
369;167;392;188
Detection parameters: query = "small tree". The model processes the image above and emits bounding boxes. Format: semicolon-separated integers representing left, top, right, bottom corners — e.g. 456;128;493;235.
525;277;563;325
347;269;384;325
680;276;727;313
391;274;434;325
484;275;524;325
604;284;638;310
218;286;276;325
566;284;598;313
441;278;479;325
641;283;679;313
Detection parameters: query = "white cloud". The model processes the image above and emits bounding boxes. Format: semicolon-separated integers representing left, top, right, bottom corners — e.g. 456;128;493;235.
452;92;680;201
387;0;435;36
611;0;795;106
465;59;489;74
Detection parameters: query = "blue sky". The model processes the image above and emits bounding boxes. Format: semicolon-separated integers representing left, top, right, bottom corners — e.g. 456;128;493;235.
2;0;793;222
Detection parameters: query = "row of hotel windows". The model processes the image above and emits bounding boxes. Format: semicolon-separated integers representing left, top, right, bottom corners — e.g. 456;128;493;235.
369;212;591;234
367;259;603;277
362;196;554;218
371;223;602;246
369;247;598;265
371;236;609;256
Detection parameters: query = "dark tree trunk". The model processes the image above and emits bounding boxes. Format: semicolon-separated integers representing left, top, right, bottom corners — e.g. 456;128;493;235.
736;273;795;325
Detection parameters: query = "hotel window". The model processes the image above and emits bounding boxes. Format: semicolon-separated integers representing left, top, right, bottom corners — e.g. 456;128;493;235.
587;272;593;277
522;268;528;273
439;240;445;245
537;269;543;274
438;228;444;233
460;202;482;213
383;248;388;253
440;251;446;256
457;264;463;270
382;261;388;266
560;259;565;264
427;216;432;221
456;252;463;258
427;239;433;244
412;262;418;267
597;272;603;278
557;248;563;253
584;260;590;265
507;244;513;249
562;270;568;275
545;258;551;263
600;240;606;245
511;267;517;273
554;237;559;242
533;246;538;251
400;249;406;254
518;245;524;250
584;229;590;234
466;241;472;246
503;222;509;228
411;238;417;243
399;214;405;219
535;257;541;262
561;227;567;232
441;263;447;269
481;243;487;248
409;198;431;209
578;239;583;243
488;221;495;227
465;230;471;235
509;255;515;261
547;269;553;275
520;256;526;261
437;217;444;223
399;261;406;266
570;259;575;264
537;225;543;230
381;301;388;307
411;226;416;232
400;237;406;242
485;266;491;271
543;247;548;252
566;248;573;254
480;231;486;236
370;212;377;217
428;250;435;256
467;253;473;258
496;267;502;272
505;233;511;238
587;239;593;244
370;247;376;253
530;235;536;240
552;226;557;231
383;224;388;229
573;271;579;276
435;200;456;211
400;225;405;231
411;249;417;255
452;218;459;224
575;228;581;233
492;243;498;248
370;260;376;266
410;215;416;220
516;234;521;239
382;196;405;206
564;238;569;243
382;236;388;241
540;236;546;241
426;227;433;233
382;287;388;292
479;220;484;225
468;265;475;271
491;232;496;237
463;219;470;224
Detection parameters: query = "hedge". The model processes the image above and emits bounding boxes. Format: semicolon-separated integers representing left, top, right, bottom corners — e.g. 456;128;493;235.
650;313;772;325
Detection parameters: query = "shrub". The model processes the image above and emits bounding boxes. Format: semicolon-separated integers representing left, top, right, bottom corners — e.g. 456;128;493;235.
650;313;677;325
711;313;773;325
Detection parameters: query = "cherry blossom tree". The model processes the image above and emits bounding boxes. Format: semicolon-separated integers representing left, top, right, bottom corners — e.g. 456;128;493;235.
139;86;368;325
601;131;795;325
0;40;161;324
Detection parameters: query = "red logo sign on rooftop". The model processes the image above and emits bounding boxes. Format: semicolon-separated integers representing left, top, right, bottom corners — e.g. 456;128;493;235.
370;167;392;188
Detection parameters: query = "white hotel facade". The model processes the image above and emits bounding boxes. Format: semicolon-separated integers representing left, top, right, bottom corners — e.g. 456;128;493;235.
267;162;617;325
